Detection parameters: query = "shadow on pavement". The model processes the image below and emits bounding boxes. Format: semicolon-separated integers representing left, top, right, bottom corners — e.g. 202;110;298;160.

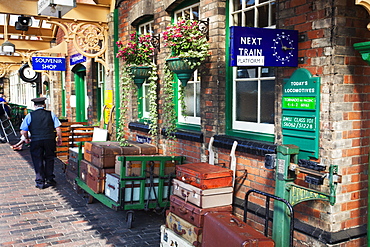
0;132;165;247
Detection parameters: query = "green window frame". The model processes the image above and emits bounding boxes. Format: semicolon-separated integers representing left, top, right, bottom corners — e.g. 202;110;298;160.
172;0;201;132
226;0;276;142
136;20;154;122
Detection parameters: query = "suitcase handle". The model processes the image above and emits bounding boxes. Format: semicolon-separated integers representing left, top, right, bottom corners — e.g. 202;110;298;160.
172;224;186;236
181;176;195;183
181;190;190;199
178;206;188;215
230;217;243;227
107;184;115;190
85;150;91;154
92;153;100;158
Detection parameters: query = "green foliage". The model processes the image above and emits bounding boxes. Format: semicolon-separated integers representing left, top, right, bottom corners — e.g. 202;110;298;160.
117;66;134;146
163;18;210;64
147;65;159;138
162;65;177;139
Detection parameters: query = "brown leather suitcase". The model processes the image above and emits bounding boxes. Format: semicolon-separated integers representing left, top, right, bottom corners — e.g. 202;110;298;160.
84;141;93;162
129;141;158;155
90;141;140;168
176;163;233;189
202;212;275;247
69;149;79;163
85;161;115;194
80;159;89;184
169;195;232;228
65;159;78;185
166;210;202;247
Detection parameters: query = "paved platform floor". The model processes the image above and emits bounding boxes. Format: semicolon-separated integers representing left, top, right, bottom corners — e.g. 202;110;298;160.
0;135;164;247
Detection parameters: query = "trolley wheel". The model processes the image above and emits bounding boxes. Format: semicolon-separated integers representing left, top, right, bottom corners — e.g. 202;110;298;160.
126;210;135;229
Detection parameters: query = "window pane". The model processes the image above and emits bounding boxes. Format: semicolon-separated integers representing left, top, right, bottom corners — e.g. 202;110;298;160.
260;80;275;124
236;81;258;122
244;10;255;27
192;6;199;20
246;0;255;7
237;67;257;78
261;67;275;77
185;83;195;116
196;82;200;117
271;2;276;26
144;84;150;113
232;12;242;26
233;0;242;11
258;5;269;27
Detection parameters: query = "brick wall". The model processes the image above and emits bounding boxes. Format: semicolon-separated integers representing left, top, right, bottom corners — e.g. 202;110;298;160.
276;0;369;245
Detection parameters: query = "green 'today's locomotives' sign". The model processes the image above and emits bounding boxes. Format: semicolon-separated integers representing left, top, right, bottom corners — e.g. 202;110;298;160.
282;68;320;159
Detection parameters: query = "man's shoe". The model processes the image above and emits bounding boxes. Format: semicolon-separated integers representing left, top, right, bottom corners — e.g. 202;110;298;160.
35;184;45;189
45;179;57;186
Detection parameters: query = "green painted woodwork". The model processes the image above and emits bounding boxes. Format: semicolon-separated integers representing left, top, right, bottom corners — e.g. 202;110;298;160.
354;41;370;65
72;65;87;122
282;68;321;160
114;9;121;138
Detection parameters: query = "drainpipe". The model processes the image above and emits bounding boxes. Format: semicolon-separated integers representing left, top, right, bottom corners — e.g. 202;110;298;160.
113;8;120;139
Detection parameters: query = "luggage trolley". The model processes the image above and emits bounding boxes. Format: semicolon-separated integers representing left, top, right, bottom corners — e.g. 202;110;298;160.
75;154;184;228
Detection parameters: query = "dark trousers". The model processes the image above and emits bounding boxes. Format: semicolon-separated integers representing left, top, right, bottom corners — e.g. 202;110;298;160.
30;139;56;185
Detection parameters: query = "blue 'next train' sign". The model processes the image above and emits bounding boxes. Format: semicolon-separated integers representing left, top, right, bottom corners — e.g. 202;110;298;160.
230;26;299;67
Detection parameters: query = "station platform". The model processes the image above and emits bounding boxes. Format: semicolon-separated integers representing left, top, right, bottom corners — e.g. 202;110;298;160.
0;134;163;247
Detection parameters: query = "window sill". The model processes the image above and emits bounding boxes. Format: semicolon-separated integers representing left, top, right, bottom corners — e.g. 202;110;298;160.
128;122;150;133
162;128;203;143
213;135;276;156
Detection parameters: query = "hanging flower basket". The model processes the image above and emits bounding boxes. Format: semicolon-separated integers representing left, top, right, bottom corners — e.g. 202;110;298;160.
166;57;200;86
130;66;152;88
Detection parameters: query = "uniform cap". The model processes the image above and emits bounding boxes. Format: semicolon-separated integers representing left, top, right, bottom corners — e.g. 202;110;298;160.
31;97;47;104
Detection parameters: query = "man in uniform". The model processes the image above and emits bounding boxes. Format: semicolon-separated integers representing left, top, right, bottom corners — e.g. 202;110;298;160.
20;97;62;189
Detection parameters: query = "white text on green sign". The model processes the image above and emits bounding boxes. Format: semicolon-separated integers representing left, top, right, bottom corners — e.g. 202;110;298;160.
282;97;316;109
282;116;316;131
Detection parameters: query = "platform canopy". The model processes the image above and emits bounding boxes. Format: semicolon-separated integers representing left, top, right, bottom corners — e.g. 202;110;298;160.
0;0;113;71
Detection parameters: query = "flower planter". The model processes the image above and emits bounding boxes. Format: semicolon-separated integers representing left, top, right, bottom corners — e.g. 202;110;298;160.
166;57;200;86
130;66;151;88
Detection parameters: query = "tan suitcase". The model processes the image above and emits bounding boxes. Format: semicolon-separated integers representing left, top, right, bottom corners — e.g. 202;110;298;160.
160;225;193;247
166;210;202;247
172;178;233;208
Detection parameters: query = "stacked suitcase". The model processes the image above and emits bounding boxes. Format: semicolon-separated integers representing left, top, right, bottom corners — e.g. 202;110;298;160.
65;148;83;193
78;141;158;196
161;162;234;247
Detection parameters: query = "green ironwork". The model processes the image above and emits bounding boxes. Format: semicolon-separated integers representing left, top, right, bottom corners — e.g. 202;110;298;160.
273;144;340;247
130;66;151;88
